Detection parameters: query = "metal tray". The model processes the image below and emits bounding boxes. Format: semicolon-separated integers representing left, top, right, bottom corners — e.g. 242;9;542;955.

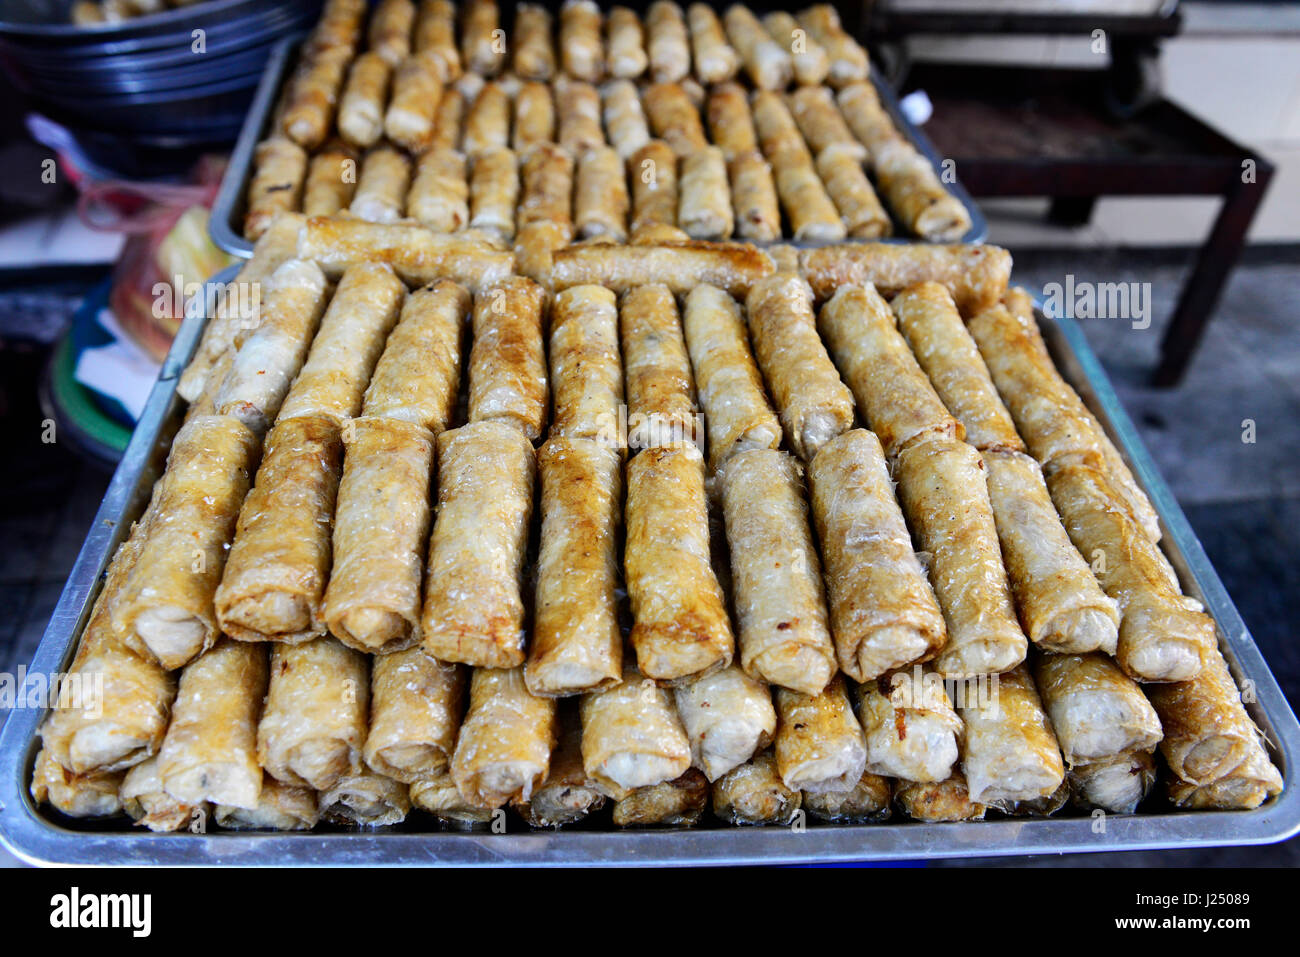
1;268;1296;866
208;37;988;258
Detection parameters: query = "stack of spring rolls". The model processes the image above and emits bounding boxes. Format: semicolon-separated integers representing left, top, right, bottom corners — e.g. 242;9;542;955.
244;0;969;252
32;209;1281;832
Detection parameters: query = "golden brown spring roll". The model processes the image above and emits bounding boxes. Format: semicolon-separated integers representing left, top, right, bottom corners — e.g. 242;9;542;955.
514;220;570;286
349;145;411;224
257;637;368;791
338;52;392;149
855;668;963;784
385;53;443;152
421;422;536;668
611;768;708;826
606;5;647;78
774;675;868;794
873;138;973;242
215;774;319;830
645;0;690;83
803;770;891;823
643;81;707;156
461;0;504;76
514;704;607;827
618;284;700;451
319;769;411;826
628;139;678;232
706;81;757;161
245;138;307;240
549;285;623;441
112;415;260;669
718;449;836;694
984;450;1121;655
682;283;781;471
817;145;891;239
467;276;547;439
364;647;465;783
157;639;267;809
513;3;556;81
304;142;359;217
560;0;604;81
407;146;468;231
415;0;461;81
1166;746;1282;811
1044;454;1215;682
513;80;556;150
525;437;624;696
807;429;946;682
895;434;1028;677
712;749;801;825
410;769;495;825
745;273;855;461
895;769;987;822
673;664;777;781
1067;750;1156;815
575;146;630;241
452;667;558;807
724;3;791;90
468;145;519;240
764;10;829;87
121;757;203;832
518;142;575;236
462;81;511;156
625;443;734;682
580;663;690;798
31;748;124;819
429;85;466;152
370;0;415;66
1033;652;1162;766
790;85;864;159
958;664;1065;804
552;240;774;298
727;149;781;242
803;243;1013;317
282;45;352;151
556;77;606;155
816;283;962;457
214;415;343;644
602;78;650;160
688;2;739;84
678;146;733;241
798;4;868;88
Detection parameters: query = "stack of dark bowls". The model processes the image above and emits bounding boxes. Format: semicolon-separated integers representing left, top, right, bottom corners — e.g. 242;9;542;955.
0;0;322;177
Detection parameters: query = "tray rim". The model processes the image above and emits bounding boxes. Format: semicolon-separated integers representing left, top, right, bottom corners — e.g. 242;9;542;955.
1;269;1296;867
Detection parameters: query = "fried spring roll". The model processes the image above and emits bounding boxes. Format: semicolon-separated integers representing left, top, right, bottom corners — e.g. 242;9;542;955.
350;145;411;224
673;665;777;781
606;5;647;78
421;422;536;668
452;667;558;807
1167;746;1282;810
895;769;987;821
580;664;690;797
429;86;466;152
518;143;575;236
514;220;570;286
873;138;973;242
556;78;606;155
245;138;307;240
361;278;468;432
319;769;411;826
121;757;203;832
1044;455;1215;682
304;142;359;217
724;4;791;90
515;704;607;827
385;53;443;152
407;147;469;231
706;82;758;161
1068;750;1157;814
370;0;415;66
364;647;465;782
643;81;707;157
958;664;1065;804
575;146;630;241
688;3;739;84
676;146;733;241
513;4;555;81
817;146;891;239
984;450;1121;654
1033;652;1162;765
816;283;962;457
561;0;605;82
410;769;494;825
31;749;124;818
790;85;864;159
765;10;829;87
727;150;781;242
802;243;1013;316
895;435;1028;677
682;283;781;470
526;438;623;696
552;240;774;298
625;444;734;682
467;276;547;438
803;770;891;823
602;78;651;160
157;639;268;809
461;0;504;77
646;0;690;82
414;0;461;81
771;150;845;241
712;749;801;825
215;774;319;830
462;81;510;156
513;81;556;151
338;53;392;149
628;140;678;231
855;668;963;783
112;415;260;669
798;4;868;87
718;450;836;694
549;285;623;441
611;768;709;826
774;675;868;793
468;145;519;240
283;45;352;151
618;284;699;450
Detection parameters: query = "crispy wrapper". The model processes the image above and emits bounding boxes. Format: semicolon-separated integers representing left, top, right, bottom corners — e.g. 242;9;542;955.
1068;750;1157;815
607;5;648;78
625;443;734;682
514;704;607;827
712;748;801;825
803;770;892;823
619;284;699;450
429;86;466;152
526;438;624;695
112;414;260;669
745;273;855;461
774;675;868;794
682;283;781;470
1147;648;1266;786
724;4;791;90
519;143;575;235
1167;746;1282;810
958;664;1065;804
468;145;519;240
855;668;963;784
386;53;443;152
158;639;268;809
452;667;558;806
364;646;465;782
895;434;1028;677
319;769;411;826
706;81;758;161
245;138;307;240
1044;454;1215;682
421;422;536;668
984;450;1120;654
602;78;650;159
838;77;914;160
728;149;781;242
361;278;468;432
559;0;604;81
631;223;691;243
1034;652;1162;765
31;749;124;818
215;415;343;644
688;3;739;84
751;88;806;162
298;216;516;291
552;240;774;298
679;146;733;240
996;778;1071;818
807;429;947;681
611;768;708;826
338;52;392;149
874;138;973;242
349;145;411;223
629;139;678;231
765;10;829;86
322;418;433;653
817;146;891;239
410;769;495;825
467;276;548;439
575;146;630;241
461;0;503;76
790;86;864;159
514;80;556;150
282;40;354;151
580;664;689;798
415;0;461;81
773;150;846;242
462;81;510;156
802;243;1012;316
370;0;415;66
556;77;605;155
798;5;868;87
895;769;986;821
513;3;556;80
304;142;359;217
407;147;468;231
718;449;836;695
673;664;777;781
643;81;707;156
549;286;623;443
514;220;570;286
121;757;203;832
215;774;319;830
646;0;690;82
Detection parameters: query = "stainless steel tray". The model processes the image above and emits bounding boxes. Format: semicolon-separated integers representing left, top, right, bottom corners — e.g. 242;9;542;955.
1;268;1296;866
207;37;988;258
